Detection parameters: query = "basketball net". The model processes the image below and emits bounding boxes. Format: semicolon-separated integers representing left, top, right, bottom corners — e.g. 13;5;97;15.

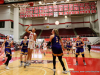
18;3;29;14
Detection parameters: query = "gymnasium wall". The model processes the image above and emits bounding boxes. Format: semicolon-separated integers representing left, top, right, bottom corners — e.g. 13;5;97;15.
23;15;91;30
0;7;13;35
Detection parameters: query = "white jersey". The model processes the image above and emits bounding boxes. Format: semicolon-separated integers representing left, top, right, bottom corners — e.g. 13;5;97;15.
28;32;36;49
43;43;47;48
72;42;76;49
43;43;47;50
29;32;36;42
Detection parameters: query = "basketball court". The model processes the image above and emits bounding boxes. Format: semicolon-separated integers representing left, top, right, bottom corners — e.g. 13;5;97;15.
0;0;100;75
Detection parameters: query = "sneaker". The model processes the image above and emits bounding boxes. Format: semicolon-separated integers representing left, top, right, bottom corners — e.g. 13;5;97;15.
2;59;5;61
52;69;56;72
26;63;29;66
44;53;45;56
75;62;78;65
62;70;67;74
83;62;86;66
19;64;22;67
5;66;9;70
24;64;26;68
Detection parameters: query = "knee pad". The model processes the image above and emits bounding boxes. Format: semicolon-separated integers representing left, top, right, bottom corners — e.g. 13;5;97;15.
82;54;84;57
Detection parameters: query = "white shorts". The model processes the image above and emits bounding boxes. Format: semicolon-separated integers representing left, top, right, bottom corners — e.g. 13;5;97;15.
43;47;47;50
28;41;35;50
73;47;76;50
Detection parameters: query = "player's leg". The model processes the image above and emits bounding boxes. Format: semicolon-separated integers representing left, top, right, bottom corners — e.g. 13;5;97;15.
27;48;30;63
19;54;23;66
81;48;86;65
29;49;33;64
53;55;56;71
4;49;12;69
58;56;67;73
19;50;23;67
2;53;5;61
24;54;27;68
75;49;79;65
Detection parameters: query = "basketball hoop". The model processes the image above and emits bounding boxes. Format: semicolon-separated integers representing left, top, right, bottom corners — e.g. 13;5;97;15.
18;3;29;14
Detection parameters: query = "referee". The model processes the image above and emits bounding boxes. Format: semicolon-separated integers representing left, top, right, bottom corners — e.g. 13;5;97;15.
86;40;91;53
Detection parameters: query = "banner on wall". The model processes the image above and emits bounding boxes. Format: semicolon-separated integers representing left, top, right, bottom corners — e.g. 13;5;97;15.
54;12;58;17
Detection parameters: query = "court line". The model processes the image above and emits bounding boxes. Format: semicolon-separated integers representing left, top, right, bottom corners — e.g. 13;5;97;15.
0;66;47;75
64;58;71;75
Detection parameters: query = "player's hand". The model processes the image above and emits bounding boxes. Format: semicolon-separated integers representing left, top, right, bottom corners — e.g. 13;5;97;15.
62;47;65;51
29;24;32;27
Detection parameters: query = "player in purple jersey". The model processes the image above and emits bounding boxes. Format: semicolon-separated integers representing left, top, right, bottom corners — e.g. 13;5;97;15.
47;29;67;74
19;36;28;68
75;35;86;65
0;35;13;69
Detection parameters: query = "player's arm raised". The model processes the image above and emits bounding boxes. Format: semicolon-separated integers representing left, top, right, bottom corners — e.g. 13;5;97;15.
25;24;32;33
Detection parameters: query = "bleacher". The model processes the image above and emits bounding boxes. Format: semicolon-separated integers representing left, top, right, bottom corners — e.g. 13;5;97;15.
40;29;52;38
59;29;75;37
0;33;6;39
75;27;97;37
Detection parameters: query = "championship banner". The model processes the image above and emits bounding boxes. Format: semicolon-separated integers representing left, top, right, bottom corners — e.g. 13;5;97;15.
49;13;53;16
64;4;68;8
44;6;48;9
34;7;38;10
74;3;79;7
54;12;58;17
44;13;48;16
53;5;58;9
54;9;58;12
34;14;38;17
59;12;63;15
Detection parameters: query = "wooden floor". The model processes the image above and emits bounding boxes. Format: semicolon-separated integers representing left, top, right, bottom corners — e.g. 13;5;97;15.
0;48;100;75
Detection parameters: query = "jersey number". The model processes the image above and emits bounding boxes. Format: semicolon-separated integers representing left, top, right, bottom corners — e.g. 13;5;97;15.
56;37;58;43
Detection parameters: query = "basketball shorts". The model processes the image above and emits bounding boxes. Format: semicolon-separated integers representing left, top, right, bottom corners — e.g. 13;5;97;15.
52;45;63;56
21;49;28;55
28;41;35;50
5;48;12;56
43;47;47;50
76;48;84;55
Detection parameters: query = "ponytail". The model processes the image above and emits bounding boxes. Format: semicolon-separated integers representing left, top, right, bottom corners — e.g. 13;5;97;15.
54;29;61;40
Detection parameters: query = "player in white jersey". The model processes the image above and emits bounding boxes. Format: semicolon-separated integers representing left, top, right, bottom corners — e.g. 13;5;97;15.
72;41;76;54
25;24;37;65
42;40;47;56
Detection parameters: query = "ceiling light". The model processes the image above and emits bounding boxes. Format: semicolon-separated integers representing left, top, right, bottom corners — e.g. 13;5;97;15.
66;0;69;2
45;17;47;20
65;16;67;19
39;1;42;4
53;1;57;6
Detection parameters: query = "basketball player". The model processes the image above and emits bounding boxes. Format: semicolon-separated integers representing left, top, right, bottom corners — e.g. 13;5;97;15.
0;35;13;69
42;40;47;56
75;35;86;65
72;41;76;54
66;39;71;55
19;36;28;68
47;29;67;74
25;24;37;65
